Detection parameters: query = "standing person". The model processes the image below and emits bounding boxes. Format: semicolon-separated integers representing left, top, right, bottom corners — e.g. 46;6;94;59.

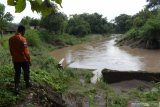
9;25;31;94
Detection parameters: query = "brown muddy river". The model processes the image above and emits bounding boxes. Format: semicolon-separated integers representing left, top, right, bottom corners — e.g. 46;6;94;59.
52;35;160;83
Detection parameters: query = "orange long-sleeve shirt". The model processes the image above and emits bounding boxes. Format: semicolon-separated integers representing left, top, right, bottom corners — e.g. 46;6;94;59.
9;33;31;62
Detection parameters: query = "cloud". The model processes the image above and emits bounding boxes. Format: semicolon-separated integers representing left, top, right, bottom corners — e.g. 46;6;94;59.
60;0;147;21
0;0;147;23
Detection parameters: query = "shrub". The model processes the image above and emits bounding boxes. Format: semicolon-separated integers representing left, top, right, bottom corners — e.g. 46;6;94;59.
126;28;140;39
39;30;54;43
140;18;160;40
0;46;11;65
66;16;91;36
25;29;41;47
0;65;17;107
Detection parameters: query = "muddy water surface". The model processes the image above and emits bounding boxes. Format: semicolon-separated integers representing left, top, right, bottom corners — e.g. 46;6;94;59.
52;35;160;83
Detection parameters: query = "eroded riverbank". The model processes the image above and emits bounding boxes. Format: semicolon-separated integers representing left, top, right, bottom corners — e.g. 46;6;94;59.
51;34;160;107
52;34;160;84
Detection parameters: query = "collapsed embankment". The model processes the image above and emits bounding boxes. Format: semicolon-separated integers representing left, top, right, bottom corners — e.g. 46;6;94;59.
12;68;107;107
102;69;160;83
117;35;160;49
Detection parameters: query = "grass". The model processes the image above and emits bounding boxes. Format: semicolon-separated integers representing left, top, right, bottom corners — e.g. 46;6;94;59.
1;30;160;107
0;30;105;106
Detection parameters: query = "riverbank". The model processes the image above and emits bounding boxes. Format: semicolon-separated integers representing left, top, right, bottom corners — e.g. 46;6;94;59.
116;34;160;49
51;34;160;107
1;31;160;107
0;30;110;107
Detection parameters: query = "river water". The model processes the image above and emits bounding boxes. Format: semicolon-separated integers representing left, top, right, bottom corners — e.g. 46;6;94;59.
52;35;160;83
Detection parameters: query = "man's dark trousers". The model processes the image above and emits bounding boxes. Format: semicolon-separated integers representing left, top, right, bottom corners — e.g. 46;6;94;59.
13;61;30;88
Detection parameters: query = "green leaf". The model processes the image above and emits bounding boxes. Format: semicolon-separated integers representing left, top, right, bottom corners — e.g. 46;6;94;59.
55;0;62;6
35;0;43;5
30;1;41;12
15;0;26;13
7;0;16;6
41;6;55;16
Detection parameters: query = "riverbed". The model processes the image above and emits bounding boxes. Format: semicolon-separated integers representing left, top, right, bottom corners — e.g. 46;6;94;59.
52;35;160;83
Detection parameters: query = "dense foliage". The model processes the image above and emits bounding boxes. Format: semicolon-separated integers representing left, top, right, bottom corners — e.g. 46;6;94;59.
20;16;40;29
79;13;110;34
117;0;160;49
125;9;160;48
66;15;91;36
146;0;160;9
0;29;95;106
66;13;113;36
114;14;132;33
40;12;67;34
0;3;13;39
7;0;62;16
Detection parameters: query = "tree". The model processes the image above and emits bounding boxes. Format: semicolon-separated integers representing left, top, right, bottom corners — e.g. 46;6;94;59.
30;18;40;29
0;3;13;40
80;13;109;34
132;9;152;28
20;16;32;28
40;12;67;34
66;15;91;36
114;14;132;33
7;0;62;16
66;13;112;35
146;0;160;9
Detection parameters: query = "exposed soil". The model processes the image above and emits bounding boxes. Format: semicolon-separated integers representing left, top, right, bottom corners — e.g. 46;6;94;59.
109;80;152;96
16;83;65;107
117;38;160;49
15;69;107;107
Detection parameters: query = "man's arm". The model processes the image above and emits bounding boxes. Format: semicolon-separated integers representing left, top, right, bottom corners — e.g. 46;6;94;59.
22;39;31;62
24;46;31;62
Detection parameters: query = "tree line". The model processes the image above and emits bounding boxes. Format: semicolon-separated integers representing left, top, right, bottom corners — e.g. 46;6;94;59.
2;0;160;41
115;0;160;49
20;12;115;36
0;2;116;37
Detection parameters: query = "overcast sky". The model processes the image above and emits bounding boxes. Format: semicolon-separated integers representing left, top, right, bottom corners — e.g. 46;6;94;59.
0;0;147;23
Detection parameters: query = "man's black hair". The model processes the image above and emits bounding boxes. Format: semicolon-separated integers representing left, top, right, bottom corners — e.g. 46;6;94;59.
17;25;25;36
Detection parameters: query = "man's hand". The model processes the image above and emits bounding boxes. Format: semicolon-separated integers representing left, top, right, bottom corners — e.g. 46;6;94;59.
29;62;32;66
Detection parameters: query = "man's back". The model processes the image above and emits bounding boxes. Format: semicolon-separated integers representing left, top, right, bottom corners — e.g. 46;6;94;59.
9;33;29;62
9;25;31;94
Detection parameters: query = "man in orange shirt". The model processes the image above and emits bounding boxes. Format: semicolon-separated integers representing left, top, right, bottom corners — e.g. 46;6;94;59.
9;25;31;94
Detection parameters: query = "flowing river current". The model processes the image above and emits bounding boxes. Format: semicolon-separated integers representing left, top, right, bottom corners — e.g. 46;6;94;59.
52;35;160;83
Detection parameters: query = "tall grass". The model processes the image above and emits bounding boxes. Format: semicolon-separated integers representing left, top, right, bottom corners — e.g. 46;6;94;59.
0;30;83;106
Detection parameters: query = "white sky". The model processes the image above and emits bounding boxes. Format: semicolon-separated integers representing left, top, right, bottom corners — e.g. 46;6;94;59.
0;0;147;23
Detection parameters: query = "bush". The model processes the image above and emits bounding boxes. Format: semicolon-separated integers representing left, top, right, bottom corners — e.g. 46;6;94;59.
39;30;53;43
0;89;17;107
55;34;81;45
25;29;41;47
39;30;84;46
66;16;91;36
140;18;160;40
0;65;17;107
0;46;11;65
126;28;140;39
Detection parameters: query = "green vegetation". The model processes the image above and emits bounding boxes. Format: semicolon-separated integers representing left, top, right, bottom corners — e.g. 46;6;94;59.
0;21;160;107
1;0;160;106
114;14;132;33
0;3;13;40
117;9;160;49
40;12;67;34
116;0;160;49
66;13;114;36
103;82;160;107
0;29;108;107
7;0;62;16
